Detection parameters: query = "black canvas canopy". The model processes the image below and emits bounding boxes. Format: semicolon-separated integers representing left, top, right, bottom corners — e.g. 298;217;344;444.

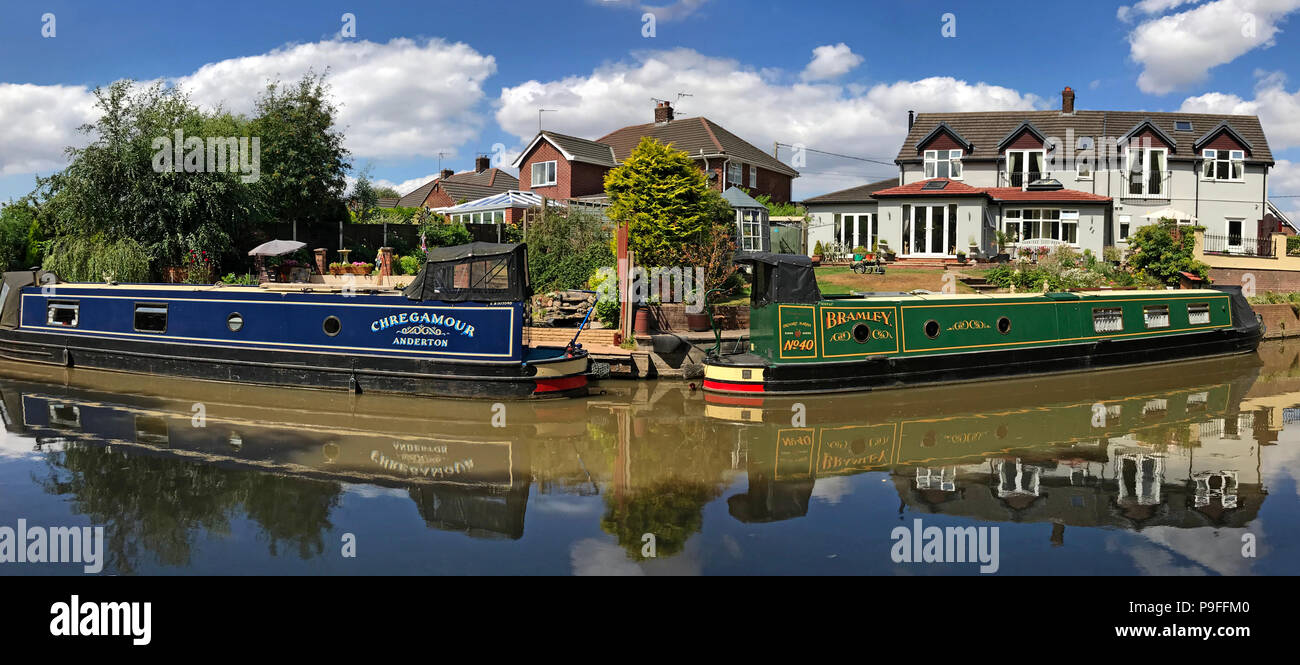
403;242;530;303
735;251;821;306
1;270;57;329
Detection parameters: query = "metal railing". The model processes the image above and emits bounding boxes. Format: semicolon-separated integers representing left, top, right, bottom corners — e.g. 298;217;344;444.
1202;233;1275;258
998;170;1044;188
1122;170;1172;199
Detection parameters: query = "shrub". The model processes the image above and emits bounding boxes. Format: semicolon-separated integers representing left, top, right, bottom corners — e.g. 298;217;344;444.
398;254;423;276
527;207;614;292
1126;219;1209;286
1287;235;1300;257
220;272;257;285
42;236;150;283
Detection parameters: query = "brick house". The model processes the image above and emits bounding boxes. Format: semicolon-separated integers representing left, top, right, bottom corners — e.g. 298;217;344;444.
511;101;800;203
397;155;520;210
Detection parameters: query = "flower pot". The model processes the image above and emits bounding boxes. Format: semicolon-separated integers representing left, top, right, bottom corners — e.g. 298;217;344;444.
811;254;823;266
633;307;651;334
686;312;712;332
329;266;344;275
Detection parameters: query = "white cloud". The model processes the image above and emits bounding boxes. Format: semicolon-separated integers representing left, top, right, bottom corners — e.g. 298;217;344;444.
0;83;98;176
1126;0;1300;94
801;43;864;82
1180;71;1300;151
0;37;496;187
592;0;711;21
176;37;496;161
495;48;1043;198
1118;0;1200;22
346;173;442;197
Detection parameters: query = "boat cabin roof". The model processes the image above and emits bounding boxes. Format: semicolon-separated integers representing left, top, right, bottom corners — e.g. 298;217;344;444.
837;289;1225;303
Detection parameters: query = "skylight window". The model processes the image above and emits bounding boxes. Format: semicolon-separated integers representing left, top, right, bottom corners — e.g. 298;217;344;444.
922;180;949;190
1175;121;1193;131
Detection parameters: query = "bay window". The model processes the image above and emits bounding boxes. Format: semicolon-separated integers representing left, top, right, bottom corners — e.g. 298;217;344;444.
924;149;963;179
1202;149;1244;181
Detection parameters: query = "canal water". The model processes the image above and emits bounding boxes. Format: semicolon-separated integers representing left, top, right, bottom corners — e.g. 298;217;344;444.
1;343;1298;576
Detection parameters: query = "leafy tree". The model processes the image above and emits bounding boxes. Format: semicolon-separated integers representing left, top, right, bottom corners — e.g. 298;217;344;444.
374;186;401;199
349;173;379;223
604;137;715;266
1127;218;1210;285
754;193;803;217
249;73;351;232
0;198;37;270
38;80;257;273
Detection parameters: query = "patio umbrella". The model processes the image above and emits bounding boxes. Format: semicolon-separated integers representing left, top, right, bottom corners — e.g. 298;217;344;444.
247;239;307;256
1141;207;1197;223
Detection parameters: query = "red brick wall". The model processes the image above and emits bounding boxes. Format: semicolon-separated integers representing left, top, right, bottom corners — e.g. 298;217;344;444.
919;131;963;152
1209;267;1300;293
1003;130;1044;151
519;142;572;199
1252;303;1300;339
422;187;454;209
570;161;610;198
1203;131;1250;156
1131;128;1173;151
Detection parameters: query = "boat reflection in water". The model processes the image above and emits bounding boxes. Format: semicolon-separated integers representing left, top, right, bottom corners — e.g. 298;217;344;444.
713;353;1273;540
1;343;1297;573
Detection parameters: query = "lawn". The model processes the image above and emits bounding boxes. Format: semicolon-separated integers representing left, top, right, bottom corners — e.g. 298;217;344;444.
709;265;991;305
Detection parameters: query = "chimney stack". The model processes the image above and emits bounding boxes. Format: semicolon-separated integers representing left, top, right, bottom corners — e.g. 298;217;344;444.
1061;86;1075;114
440;168;454;180
655;100;674;124
475;155;490;173
908;110;914;130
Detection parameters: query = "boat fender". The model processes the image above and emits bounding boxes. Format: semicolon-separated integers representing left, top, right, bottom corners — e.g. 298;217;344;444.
589;362;612;380
683;363;704;379
651;334;687;354
348;375;361;394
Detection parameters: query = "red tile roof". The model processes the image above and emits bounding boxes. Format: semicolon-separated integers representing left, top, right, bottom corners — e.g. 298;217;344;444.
870;179;1111;203
871;179;985;197
983;187;1111;203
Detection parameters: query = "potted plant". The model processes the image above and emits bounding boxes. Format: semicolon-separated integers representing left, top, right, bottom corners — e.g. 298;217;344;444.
853;245;868;261
955;250;966;264
812;240;824;266
993;230;1012;263
968;235;980;258
328;262;346;275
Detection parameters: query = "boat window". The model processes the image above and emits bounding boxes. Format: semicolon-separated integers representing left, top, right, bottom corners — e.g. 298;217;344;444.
1093;307;1123;333
453;258;512;290
1143;305;1170;329
134;303;168;333
1188;303;1210;325
227;313;244;332
323;316;342;336
997;316;1012;335
924;319;940;339
46;301;79;327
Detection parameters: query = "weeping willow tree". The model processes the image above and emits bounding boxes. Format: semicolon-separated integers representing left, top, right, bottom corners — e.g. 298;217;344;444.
42;236;151;282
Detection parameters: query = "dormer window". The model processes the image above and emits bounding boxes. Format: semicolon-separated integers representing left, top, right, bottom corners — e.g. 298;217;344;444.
923;149;962;179
1005;149;1044;188
1202;149;1244;181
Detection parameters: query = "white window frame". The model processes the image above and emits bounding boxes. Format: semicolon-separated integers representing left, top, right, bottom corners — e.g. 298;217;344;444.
1075;137;1093;180
1143;305;1170;330
924;149;963;179
749;165;758;188
739;209;764;252
531;160;557;187
1226;218;1245;252
1005;149;1045;187
728;163;743;185
1125;146;1168;197
1202;149;1245;182
1005;208;1076;245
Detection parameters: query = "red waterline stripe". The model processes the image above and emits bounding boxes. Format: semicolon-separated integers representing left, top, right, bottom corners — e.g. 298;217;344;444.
534;375;588;393
703;379;765;393
704;393;766;406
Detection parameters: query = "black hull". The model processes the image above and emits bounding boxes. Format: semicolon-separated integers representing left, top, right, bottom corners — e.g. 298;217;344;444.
0;329;589;400
705;325;1264;395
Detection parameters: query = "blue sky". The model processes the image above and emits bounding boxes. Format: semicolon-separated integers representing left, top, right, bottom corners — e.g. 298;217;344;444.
1;0;1298;213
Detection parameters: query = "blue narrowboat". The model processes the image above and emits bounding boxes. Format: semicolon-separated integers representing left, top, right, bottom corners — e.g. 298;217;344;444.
0;243;590;399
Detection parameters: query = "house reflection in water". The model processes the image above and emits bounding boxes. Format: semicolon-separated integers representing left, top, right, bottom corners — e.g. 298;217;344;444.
720;354;1274;539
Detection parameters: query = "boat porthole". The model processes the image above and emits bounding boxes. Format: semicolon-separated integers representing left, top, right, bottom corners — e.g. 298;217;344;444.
227;312;244;332
323;316;342;337
852;323;871;343
997;316;1011;335
924;319;940;339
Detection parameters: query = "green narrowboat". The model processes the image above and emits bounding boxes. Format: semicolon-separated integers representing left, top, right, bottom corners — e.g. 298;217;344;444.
702;253;1264;395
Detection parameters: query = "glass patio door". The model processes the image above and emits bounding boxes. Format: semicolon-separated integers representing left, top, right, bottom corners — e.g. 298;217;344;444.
909;206;952;257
